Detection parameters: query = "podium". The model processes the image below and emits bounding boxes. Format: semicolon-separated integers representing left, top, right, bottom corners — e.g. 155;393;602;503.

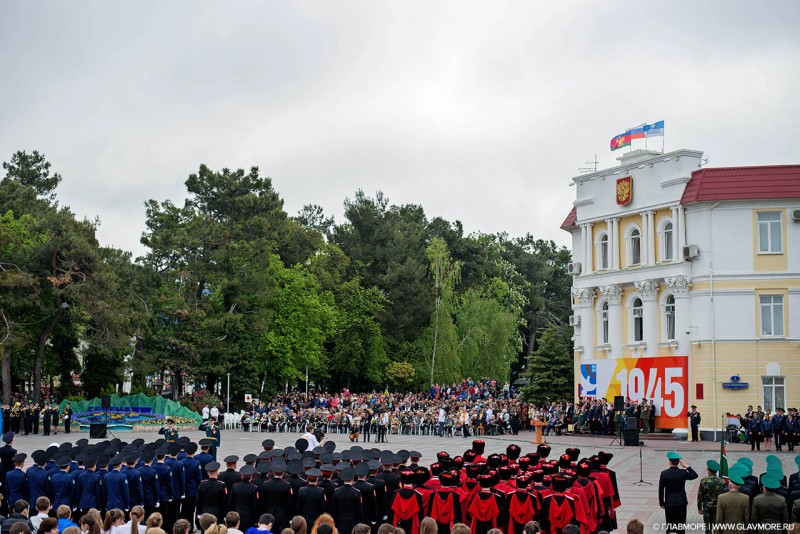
532;420;547;444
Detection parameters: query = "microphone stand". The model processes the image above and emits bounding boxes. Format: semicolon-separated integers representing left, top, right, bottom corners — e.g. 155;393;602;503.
632;437;651;486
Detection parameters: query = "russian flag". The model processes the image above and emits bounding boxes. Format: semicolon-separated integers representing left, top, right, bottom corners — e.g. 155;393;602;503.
644;120;665;137
625;123;646;140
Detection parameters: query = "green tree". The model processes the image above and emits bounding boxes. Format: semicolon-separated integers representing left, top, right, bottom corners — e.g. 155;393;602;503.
386;361;415;390
327;277;388;390
522;324;574;404
421;237;461;386
456;286;520;381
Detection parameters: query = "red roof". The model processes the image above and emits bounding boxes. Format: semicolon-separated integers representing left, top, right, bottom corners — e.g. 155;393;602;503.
681;165;800;204
560;206;577;230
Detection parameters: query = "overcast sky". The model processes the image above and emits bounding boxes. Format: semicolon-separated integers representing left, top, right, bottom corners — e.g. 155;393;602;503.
1;1;798;257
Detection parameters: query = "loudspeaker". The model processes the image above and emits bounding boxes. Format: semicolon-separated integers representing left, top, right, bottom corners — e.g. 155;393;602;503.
627;417;638;429
90;423;108;439
623;428;640;446
614;395;625;412
101;396;111;409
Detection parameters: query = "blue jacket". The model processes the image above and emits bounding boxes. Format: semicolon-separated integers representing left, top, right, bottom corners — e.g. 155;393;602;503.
51;470;75;508
154;461;173;502
103;469;130;511
6;468;28;506
195;453;213;480
122;465;145;507
138;464;160;507
166;457;186;499
181;457;202;498
26;465;51;509
57;518;78;534
76;470;102;510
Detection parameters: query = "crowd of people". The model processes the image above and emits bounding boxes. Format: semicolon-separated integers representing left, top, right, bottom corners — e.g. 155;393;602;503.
723;405;800;452
0;429;626;534
238;381;529;441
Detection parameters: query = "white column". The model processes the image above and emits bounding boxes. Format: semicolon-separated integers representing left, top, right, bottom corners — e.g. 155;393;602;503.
677;205;686;261
600;285;623;358
635;279;660;355
641;211;649;265
671;205;679;263
585;223;594;274
572;288;596;360
667;276;692;352
647;210;656;265
609;218;620;270
580;225;588;274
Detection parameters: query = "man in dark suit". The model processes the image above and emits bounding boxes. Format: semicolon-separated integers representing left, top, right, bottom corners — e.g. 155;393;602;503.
658;451;698;534
333;467;363;534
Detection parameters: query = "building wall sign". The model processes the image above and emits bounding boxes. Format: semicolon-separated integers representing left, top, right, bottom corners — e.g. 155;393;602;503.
722;375;749;390
616;176;633;206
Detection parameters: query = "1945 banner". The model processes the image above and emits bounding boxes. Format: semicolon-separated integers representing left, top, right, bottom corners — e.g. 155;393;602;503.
579;356;689;429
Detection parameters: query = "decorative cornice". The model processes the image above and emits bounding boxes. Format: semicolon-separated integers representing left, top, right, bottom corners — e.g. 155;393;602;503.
665;276;691;295
599;284;623;304
634;279;659;300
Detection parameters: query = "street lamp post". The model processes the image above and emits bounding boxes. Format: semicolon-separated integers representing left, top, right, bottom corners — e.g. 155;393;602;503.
226;373;230;413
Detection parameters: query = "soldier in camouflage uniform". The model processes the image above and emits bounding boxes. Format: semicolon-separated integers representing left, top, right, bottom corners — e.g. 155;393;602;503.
697;459;727;533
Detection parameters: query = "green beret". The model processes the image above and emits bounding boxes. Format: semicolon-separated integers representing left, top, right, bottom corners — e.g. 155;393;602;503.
666;451;682;460
795;454;800;466
706;460;720;472
765;454;781;465
762;476;780;490
737;457;753;467
729;473;744;485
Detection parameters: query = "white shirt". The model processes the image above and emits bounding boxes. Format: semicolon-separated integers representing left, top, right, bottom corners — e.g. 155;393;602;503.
202;406;210;419
438;409;446;423
210;406;220;418
117;522;147;534
302;432;320;449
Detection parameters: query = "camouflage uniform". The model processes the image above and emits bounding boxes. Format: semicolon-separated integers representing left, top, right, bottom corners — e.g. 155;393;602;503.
697;474;726;533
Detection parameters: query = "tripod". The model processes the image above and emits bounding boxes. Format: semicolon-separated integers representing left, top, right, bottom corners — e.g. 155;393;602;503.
609;417;623;446
632;438;651;486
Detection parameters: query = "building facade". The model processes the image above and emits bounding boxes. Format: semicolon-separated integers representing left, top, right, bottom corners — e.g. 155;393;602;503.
561;148;800;434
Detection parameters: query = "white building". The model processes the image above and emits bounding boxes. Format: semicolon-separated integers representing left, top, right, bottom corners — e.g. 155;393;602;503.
560;148;800;433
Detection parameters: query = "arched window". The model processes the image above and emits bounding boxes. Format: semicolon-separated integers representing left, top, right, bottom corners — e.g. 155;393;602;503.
662;222;674;261
629;228;641;266
632;297;644;342
598;233;609;270
665;295;676;340
600;302;609;344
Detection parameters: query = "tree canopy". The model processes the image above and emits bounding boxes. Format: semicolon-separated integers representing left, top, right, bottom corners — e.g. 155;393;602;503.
0;151;573;406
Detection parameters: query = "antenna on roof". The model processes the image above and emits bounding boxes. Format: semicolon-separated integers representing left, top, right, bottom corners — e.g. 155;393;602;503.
579;154;599;174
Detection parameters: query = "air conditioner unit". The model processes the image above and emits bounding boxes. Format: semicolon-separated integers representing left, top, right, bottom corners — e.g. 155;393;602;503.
792;209;800;222
567;262;582;275
683;244;700;261
569;315;581;326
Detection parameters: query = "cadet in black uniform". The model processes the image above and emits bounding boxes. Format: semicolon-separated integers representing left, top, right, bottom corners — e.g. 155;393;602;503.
333;468;364;534
261;459;293;532
219;456;242;492
353;463;377;530
229;465;259;531
0;432;17;515
196;462;227;527
296;468;327;528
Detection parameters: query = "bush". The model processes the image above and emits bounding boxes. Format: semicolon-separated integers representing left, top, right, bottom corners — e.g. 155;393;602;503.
180;390;221;413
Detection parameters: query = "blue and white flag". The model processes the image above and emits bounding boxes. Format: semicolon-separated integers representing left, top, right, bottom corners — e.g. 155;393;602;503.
644;120;665;137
